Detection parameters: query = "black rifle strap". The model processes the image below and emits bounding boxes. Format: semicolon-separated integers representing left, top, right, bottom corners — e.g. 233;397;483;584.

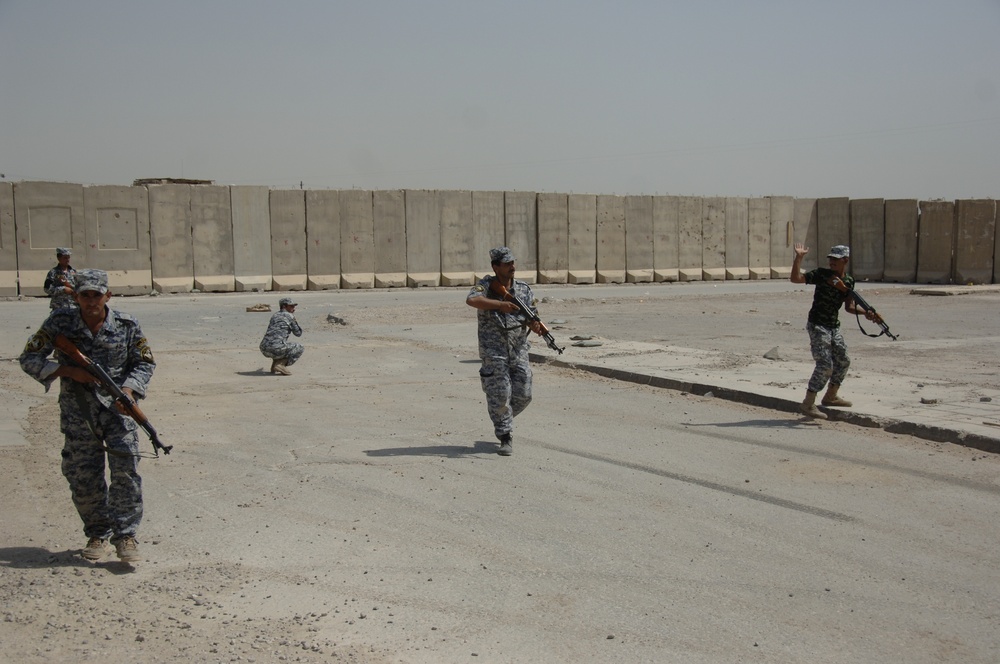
853;310;885;338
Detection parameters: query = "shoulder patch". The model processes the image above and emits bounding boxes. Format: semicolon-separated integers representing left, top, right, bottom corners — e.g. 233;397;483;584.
136;336;155;364
472;284;486;294
23;329;52;355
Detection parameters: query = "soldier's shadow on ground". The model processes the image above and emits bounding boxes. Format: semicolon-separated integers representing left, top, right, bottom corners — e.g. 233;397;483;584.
0;547;136;574
685;417;822;429
236;369;274;377
364;440;499;458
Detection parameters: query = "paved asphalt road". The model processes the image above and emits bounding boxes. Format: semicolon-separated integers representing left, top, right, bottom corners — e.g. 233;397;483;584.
1;282;998;663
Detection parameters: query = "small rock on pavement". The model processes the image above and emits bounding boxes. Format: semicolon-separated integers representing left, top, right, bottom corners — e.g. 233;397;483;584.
763;346;785;361
327;314;348;325
246;304;271;312
920;397;939;405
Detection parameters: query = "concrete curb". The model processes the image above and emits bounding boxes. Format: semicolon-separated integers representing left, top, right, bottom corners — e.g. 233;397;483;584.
532;353;1000;456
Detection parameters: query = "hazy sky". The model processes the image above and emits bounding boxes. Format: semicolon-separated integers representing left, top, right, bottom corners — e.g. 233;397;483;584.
2;1;998;199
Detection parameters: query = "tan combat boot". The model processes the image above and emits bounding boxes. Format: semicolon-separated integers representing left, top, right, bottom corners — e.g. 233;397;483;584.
272;359;291;376
800;390;827;419
821;384;852;407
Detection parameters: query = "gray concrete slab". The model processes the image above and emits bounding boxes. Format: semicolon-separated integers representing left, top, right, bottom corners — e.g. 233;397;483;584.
340;189;375;289
652;195;679;282
768;195;794;279
505;191;538;283
472;190;505;279
701;196;725;281
748;197;770;280
537;193;568;284
83;185;152;295
817;197;850;259
849;198;885;281
678;195;703;281
568;193;597;284
917;200;954;284
0;182;16;296
147;184;194;293
191;185;235;292
625;195;653;283
268;189;307;291
954;199;996;285
231;185;272;292
596;195;626;283
373;190;405;288
724;196;749;280
439;190;474;287
884;199;918;282
305;190;342;290
404;189;440;287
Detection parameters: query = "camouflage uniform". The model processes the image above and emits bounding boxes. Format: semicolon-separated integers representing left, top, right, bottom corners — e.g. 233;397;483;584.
802;267;854;393
44;264;77;310
259;310;304;365
19;301;155;546
467;274;536;440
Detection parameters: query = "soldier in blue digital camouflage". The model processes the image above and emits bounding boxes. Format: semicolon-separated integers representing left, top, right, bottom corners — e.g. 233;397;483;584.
20;269;155;563
790;244;876;419
259;297;304;375
467;247;545;456
43;247;77;310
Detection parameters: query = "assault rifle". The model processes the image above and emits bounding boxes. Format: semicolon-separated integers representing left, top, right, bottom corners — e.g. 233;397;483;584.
488;280;565;354
54;334;172;456
829;277;898;340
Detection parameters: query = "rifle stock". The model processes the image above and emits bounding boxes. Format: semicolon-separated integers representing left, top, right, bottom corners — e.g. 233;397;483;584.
54;334;172;456
488;280;565;354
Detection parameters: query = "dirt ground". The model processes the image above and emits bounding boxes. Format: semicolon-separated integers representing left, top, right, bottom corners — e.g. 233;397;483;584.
1;281;999;663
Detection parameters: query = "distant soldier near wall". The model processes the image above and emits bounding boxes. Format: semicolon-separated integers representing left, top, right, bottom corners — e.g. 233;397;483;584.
44;248;77;310
259;297;304;375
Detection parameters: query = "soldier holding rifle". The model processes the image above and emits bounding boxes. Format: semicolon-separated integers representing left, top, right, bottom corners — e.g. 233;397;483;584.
790;244;876;419
466;247;547;456
20;269;156;563
43;247;77;310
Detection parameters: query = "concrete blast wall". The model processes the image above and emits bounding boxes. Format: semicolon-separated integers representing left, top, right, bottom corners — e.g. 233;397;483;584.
6;181;998;297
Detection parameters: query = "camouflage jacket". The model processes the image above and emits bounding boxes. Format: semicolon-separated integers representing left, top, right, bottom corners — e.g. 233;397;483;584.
43;265;78;310
259;311;302;353
467;275;537;357
804;268;854;329
19;306;156;407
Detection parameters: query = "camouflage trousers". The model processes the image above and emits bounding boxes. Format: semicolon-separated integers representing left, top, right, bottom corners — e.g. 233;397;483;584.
60;392;143;543
806;322;850;393
479;349;533;440
260;342;304;366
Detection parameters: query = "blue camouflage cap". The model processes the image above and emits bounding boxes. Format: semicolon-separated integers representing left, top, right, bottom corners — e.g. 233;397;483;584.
56;247;72;256
827;245;850;259
490;246;515;264
74;269;108;294
279;297;298;307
